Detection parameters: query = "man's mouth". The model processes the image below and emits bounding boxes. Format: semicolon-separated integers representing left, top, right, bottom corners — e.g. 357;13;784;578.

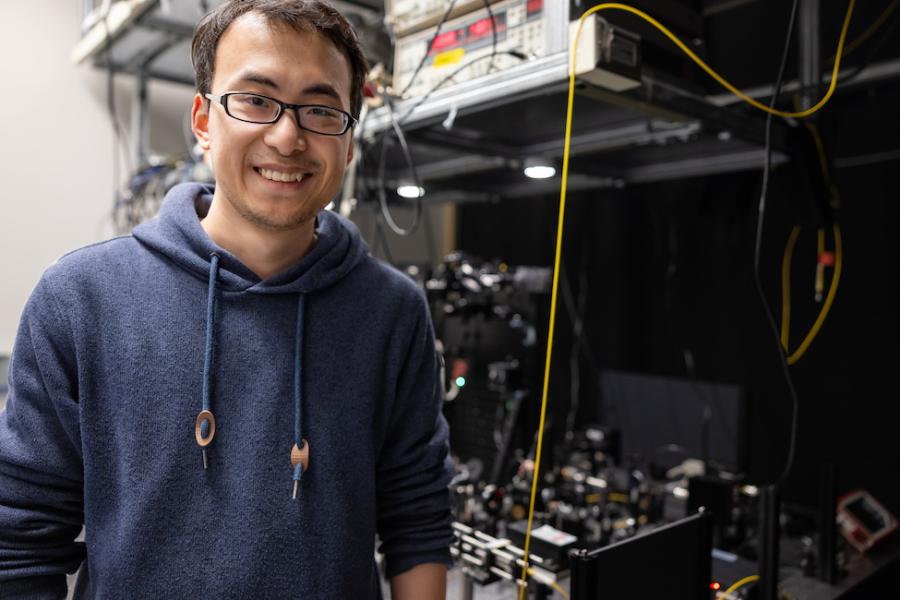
255;167;309;183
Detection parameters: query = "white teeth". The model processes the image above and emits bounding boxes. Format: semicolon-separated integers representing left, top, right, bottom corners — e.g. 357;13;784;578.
258;168;305;183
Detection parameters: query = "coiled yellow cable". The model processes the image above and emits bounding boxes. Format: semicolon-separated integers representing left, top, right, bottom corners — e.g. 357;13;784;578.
516;3;856;597
780;224;843;365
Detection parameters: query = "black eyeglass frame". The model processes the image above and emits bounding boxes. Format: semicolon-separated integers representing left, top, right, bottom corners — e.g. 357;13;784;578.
205;92;358;136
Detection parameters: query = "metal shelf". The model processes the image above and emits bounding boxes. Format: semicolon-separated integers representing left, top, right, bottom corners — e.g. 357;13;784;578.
74;0;380;83
72;1;780;196
80;0;900;199
72;0;383;164
359;53;783;200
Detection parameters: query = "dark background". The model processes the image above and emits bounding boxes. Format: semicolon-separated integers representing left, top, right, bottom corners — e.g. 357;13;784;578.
453;0;900;514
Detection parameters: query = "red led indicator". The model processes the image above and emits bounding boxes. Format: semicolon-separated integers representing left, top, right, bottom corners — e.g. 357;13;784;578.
527;0;543;15
469;17;492;37
710;582;721;590
432;30;458;51
451;359;469;379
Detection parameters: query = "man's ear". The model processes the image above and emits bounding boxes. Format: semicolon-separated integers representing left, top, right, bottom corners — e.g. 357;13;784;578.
191;93;211;151
345;138;354;165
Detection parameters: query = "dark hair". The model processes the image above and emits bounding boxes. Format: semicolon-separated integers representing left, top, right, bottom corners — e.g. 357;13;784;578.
192;0;368;118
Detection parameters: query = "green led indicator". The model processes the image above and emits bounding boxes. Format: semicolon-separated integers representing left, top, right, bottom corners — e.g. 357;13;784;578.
455;376;466;387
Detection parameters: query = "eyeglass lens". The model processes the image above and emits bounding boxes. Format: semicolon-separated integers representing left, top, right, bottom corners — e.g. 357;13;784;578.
226;93;348;134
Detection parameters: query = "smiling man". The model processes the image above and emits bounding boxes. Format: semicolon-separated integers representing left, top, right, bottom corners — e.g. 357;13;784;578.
0;2;452;599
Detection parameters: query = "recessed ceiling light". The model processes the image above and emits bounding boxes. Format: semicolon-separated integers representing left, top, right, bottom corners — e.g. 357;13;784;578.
524;164;556;179
523;157;557;179
397;184;425;198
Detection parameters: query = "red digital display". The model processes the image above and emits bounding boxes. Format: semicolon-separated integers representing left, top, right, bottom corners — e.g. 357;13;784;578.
469;17;492;38
432;30;458;51
527;0;543;16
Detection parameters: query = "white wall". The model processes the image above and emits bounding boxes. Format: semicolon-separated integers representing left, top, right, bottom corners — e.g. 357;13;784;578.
0;1;195;355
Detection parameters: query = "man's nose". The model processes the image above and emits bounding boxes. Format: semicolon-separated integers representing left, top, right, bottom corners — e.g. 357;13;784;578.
264;110;309;156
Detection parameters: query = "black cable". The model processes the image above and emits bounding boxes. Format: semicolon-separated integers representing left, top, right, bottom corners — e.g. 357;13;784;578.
368;14;514;150
352;108;401;257
362;11;512;241
480;0;498;76
397;0;460;97
837;7;900;87
753;0;801;490
376;97;423;236
364;31;522;160
397;49;526;126
373;218;395;264
440;0;498;89
368;52;526;218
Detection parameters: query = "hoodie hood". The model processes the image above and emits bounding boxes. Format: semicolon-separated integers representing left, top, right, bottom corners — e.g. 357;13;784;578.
133;182;368;294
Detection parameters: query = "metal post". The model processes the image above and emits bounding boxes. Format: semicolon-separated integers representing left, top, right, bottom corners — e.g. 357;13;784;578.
818;463;838;584
568;548;596;600
460;571;475;600
798;0;820;110
132;71;149;168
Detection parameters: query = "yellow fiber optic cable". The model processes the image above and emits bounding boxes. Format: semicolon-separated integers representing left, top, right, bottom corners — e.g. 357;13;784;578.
516;4;856;596
829;0;899;62
515;37;574;600
780;226;801;350
783;223;842;365
803;121;841;208
526;568;570;600
780;119;843;364
722;574;760;598
718;574;796;599
568;2;856;120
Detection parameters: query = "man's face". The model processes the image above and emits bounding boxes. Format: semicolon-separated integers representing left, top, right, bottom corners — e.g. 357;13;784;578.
192;13;354;231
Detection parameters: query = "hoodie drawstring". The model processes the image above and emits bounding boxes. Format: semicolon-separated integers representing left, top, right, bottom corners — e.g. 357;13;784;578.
291;293;309;500
195;253;220;469
194;253;309;499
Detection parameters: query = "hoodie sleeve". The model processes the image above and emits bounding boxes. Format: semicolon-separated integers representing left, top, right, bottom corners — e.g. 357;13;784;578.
375;292;454;579
0;275;86;597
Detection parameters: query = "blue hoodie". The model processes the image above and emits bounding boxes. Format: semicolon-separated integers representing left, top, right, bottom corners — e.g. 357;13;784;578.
0;183;453;599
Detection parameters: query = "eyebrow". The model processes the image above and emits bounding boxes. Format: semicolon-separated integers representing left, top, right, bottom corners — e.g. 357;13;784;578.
236;72;280;90
235;71;344;104
301;83;343;103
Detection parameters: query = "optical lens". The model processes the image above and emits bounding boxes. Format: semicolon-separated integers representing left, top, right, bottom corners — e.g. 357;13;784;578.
299;106;347;134
228;93;279;122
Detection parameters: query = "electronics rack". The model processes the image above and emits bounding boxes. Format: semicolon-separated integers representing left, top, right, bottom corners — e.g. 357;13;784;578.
385;0;506;38
391;0;570;99
359;0;789;199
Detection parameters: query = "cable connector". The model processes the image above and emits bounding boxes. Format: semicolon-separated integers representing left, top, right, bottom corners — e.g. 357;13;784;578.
570;15;642;92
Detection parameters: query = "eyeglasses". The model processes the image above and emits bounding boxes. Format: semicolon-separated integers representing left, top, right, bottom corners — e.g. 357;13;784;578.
205;92;357;136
